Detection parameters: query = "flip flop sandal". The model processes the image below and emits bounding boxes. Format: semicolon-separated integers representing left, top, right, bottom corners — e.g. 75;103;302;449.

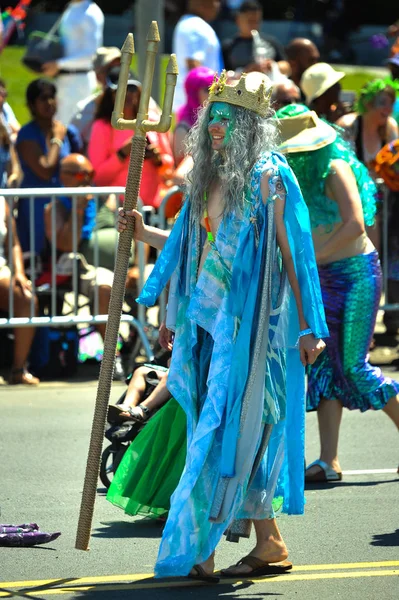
221;555;293;578
187;564;220;583
305;459;342;482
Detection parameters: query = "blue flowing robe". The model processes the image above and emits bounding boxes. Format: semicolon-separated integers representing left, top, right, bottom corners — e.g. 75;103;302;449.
137;152;328;577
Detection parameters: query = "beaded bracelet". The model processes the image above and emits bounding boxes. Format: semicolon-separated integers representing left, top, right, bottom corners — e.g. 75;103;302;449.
298;328;313;339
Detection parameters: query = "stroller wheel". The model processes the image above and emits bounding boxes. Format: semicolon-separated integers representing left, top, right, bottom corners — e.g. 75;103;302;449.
99;444;127;489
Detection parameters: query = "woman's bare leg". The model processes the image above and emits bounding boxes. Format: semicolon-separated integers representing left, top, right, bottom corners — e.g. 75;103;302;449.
121;366;152;407
140;372;170;411
119;370;171;419
306;397;343;475
382;395;399;429
0;276;39;383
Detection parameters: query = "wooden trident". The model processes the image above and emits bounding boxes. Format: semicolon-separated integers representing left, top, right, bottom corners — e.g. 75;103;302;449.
75;22;178;551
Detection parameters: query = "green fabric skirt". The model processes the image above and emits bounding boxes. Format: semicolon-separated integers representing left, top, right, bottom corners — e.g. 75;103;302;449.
106;398;187;519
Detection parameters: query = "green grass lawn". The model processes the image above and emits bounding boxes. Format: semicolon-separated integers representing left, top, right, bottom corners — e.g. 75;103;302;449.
0;45;379;125
0;47;38;124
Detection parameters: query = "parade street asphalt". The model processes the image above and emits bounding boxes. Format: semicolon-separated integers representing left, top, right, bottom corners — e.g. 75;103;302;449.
0;369;398;600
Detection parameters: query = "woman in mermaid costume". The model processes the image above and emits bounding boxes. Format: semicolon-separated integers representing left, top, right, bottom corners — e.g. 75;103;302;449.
116;72;327;580
277;104;399;483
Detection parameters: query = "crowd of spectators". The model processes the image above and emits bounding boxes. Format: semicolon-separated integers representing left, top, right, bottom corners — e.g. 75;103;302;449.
1;0;399;385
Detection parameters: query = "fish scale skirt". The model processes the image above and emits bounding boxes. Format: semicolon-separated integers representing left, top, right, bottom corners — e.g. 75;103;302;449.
307;250;399;412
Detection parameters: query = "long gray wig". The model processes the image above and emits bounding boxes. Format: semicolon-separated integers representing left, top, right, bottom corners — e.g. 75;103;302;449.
185;102;279;220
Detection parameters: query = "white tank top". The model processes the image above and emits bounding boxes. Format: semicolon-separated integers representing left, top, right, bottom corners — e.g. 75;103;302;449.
0;196;7;268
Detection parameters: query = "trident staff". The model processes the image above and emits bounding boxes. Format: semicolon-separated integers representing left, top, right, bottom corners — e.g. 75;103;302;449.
75;22;178;551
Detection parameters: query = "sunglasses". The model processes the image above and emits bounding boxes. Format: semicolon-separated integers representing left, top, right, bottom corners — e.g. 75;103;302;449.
62;169;95;182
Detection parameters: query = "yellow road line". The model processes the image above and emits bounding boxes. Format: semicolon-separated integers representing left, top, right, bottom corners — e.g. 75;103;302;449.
2;560;399;589
0;569;398;597
291;560;399;571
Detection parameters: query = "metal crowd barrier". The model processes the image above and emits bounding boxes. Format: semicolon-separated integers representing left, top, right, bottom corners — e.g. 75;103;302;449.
10;184;398;332
0;186;162;361
379;181;399;313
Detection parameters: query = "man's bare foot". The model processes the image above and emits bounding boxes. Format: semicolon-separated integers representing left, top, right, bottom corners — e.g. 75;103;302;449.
221;536;288;576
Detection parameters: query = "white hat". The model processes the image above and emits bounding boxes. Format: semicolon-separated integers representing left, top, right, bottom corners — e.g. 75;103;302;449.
300;62;345;104
93;47;122;71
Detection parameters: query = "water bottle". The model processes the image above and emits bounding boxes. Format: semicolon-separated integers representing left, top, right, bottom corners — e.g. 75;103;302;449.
251;29;285;83
251;30;273;63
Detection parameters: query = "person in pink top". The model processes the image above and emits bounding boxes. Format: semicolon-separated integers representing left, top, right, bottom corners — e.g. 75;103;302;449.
88;67;174;207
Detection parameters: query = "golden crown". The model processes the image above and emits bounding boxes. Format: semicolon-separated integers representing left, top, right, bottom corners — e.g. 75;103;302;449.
208;70;273;117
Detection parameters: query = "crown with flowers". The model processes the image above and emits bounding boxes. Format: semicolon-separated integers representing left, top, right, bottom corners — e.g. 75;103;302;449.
208;70;273;117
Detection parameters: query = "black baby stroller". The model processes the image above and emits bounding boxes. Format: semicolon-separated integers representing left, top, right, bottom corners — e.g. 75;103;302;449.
99;361;170;489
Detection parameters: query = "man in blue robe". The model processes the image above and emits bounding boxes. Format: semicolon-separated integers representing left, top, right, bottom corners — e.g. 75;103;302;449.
119;70;328;580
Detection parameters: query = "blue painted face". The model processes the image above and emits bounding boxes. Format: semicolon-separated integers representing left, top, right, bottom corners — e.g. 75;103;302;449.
208;102;234;148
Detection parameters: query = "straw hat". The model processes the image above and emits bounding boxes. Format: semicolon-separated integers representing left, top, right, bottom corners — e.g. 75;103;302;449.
300;62;345;104
93;47;122;71
276;104;337;153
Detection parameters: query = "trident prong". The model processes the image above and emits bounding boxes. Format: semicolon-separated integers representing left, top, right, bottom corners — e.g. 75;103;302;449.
111;21;178;136
111;33;135;131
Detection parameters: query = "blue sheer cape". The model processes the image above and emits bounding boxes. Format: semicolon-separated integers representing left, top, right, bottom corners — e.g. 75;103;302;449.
137;152;328;576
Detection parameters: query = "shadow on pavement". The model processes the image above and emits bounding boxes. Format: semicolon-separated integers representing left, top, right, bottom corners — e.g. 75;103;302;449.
0;578;81;600
305;478;398;490
92;519;164;540
73;579;283;599
370;528;399;547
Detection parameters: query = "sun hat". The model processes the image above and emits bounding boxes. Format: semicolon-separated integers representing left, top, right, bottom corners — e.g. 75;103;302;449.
300;62;345;104
93;47;122;71
276;104;337;153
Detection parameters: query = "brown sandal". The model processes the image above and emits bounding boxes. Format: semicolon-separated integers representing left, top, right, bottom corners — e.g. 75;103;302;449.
8;368;40;386
221;555;292;578
188;564;220;583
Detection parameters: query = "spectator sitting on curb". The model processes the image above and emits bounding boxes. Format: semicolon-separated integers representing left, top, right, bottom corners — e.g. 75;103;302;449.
300;62;346;123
